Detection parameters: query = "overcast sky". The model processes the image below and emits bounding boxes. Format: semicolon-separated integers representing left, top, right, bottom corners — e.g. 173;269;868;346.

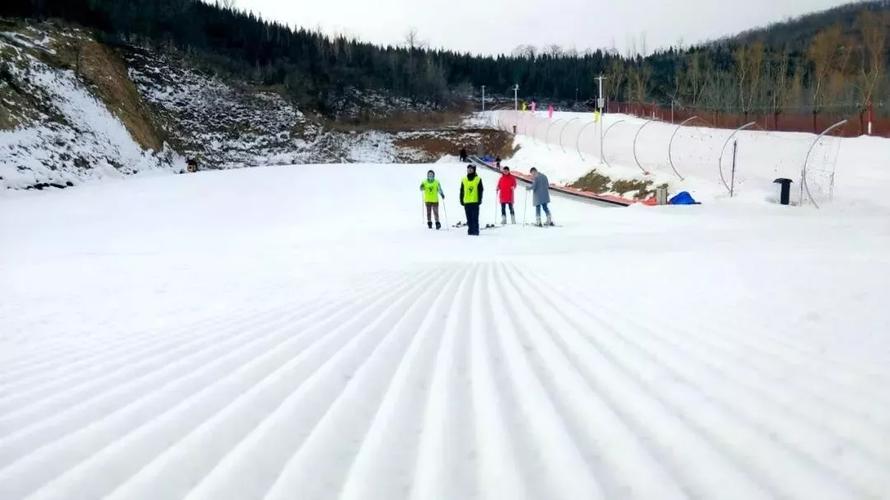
232;0;853;55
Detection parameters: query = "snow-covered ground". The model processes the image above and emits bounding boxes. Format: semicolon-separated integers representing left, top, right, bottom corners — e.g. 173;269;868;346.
2;163;890;499
485;110;890;209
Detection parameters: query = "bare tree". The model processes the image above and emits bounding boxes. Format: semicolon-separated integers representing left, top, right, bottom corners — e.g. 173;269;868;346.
405;27;426;50
605;58;627;105
628;63;651;103
701;70;735;120
219;0;236;10
734;41;765;121
767;48;792;129
545;44;563;57
683;52;709;107
807;25;851;130
512;44;537;59
856;10;887;129
669;62;685;108
734;45;750;114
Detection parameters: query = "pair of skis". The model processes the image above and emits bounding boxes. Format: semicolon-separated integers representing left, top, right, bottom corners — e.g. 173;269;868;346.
451;222;499;230
524;223;562;228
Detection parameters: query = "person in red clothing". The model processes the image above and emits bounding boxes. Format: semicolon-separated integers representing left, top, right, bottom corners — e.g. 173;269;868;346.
496;166;518;225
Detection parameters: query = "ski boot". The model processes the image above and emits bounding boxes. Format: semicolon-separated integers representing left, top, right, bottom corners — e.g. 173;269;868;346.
501;215;506;225
427;221;433;229
510;214;516;224
546;214;555;227
535;216;543;227
435;221;441;230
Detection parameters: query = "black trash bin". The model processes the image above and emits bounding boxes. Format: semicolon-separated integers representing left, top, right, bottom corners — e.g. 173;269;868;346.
773;178;793;205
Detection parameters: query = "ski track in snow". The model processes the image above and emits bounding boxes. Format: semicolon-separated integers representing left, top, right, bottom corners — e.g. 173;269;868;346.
1;165;889;500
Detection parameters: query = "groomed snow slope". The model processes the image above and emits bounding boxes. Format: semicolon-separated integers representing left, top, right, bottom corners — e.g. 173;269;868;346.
2;164;890;500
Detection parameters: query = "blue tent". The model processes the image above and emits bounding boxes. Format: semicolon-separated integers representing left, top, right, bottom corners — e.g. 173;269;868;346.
669;191;700;205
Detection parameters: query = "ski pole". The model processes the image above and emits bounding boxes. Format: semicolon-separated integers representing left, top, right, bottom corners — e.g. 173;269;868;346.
421;195;426;225
442;200;449;230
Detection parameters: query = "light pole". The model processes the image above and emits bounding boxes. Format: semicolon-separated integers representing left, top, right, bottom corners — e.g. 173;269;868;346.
513;84;519;111
481;85;486;112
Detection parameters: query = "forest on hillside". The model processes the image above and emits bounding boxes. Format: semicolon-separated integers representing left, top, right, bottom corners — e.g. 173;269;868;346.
2;0;889;125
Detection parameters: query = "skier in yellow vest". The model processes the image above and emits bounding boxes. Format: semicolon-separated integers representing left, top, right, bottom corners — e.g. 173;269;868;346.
459;164;484;236
420;170;444;230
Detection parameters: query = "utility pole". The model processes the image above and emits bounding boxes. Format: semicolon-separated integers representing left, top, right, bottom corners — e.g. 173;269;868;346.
595;75;606;112
595;75;606;164
481;85;486;112
513;84;519;111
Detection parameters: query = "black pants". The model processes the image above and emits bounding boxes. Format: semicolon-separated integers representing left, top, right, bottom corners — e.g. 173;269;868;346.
464;203;480;235
500;203;515;216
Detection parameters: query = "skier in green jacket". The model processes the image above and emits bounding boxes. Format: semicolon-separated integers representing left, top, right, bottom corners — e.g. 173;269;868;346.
420;170;445;229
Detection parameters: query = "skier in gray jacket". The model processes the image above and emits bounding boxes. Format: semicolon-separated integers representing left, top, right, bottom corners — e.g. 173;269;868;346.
527;167;554;226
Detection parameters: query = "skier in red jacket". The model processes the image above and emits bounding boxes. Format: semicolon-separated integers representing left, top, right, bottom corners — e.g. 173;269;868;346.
496;167;518;225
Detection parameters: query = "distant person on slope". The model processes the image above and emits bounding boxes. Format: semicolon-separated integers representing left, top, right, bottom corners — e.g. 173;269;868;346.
420;170;444;230
527;167;554;227
460;164;484;236
459;147;468;163
496;166;517;225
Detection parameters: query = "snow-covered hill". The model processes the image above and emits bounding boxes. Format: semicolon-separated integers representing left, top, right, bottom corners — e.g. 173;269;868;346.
2;163;889;499
1;20;503;191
